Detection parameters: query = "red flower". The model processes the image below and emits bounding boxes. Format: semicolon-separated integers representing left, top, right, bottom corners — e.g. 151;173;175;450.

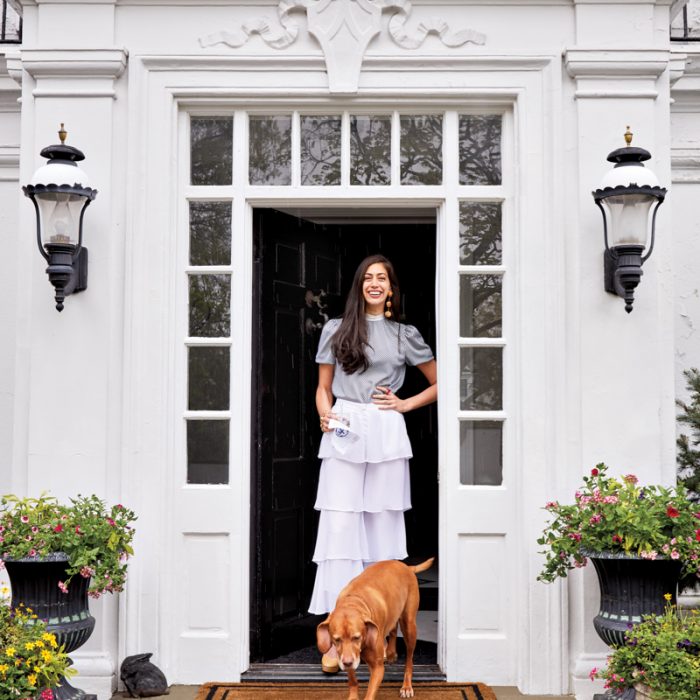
667;506;681;518
591;468;599;476
695;530;700;542
75;526;82;534
53;524;63;533
612;534;623;544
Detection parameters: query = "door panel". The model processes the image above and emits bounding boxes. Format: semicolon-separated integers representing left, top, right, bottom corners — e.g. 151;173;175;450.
251;210;343;660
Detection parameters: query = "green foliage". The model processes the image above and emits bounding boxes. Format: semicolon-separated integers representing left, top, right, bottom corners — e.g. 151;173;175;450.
0;592;74;699
537;463;700;583
0;494;136;597
678;368;700;502
593;600;700;699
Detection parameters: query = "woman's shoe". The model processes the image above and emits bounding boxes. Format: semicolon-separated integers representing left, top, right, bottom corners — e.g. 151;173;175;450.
321;652;339;674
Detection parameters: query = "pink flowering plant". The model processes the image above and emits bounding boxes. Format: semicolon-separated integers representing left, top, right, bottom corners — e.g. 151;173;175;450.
0;494;136;597
591;597;700;700
537;463;700;583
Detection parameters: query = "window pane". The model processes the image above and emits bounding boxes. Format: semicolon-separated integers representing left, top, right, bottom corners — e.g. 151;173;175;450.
459;202;502;265
460;347;502;410
350;115;391;185
187;420;229;484
400;115;443;185
188;347;230;410
460;421;503;485
189;201;231;266
459;115;502;185
189;274;231;337
301;115;341;186
249;115;292;185
191;118;232;186
460;275;502;338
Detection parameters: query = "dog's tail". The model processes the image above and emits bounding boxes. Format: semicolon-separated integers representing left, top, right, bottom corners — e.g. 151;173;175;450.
410;557;435;574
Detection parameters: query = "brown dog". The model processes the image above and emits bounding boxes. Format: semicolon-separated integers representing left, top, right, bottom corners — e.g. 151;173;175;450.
316;558;435;700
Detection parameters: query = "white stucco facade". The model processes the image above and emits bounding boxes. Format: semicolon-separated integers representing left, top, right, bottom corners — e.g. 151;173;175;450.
1;1;699;698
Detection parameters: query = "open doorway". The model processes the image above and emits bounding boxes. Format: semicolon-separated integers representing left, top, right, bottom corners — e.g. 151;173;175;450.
250;207;438;666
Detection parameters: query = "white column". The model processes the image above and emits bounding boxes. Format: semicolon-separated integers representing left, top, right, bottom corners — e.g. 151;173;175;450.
565;3;676;698
14;4;128;691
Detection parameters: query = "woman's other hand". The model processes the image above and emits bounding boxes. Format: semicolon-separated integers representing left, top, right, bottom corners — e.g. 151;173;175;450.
320;411;339;432
372;386;407;413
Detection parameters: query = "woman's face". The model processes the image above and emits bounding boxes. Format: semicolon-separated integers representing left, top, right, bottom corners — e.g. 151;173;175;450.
362;262;391;314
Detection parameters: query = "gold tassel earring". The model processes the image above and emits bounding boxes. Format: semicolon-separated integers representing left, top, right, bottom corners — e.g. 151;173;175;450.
384;290;393;318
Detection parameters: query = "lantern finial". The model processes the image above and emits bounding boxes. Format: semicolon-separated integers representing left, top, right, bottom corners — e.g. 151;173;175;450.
58;123;67;144
624;126;633;147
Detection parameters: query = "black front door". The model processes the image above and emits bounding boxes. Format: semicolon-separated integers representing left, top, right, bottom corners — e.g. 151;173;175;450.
251;209;344;660
251;209;438;662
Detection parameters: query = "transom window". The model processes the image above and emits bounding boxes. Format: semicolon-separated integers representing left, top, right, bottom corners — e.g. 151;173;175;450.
184;109;508;487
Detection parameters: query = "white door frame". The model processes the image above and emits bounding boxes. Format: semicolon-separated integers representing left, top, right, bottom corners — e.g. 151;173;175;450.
120;54;569;694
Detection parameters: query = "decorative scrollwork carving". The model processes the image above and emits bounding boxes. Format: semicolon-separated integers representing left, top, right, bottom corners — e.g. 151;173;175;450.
199;0;486;92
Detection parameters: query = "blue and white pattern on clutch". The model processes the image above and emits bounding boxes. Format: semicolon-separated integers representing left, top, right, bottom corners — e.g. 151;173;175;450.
327;416;350;437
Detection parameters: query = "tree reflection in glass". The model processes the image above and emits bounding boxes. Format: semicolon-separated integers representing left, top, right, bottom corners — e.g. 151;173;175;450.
459;202;502;265
191;118;233;186
350;115;391;185
460;347;502;410
301;115;341;186
188;347;230;410
249;115;292;185
189;274;231;337
189;201;231;266
460;275;502;337
400;115;443;185
459;115;502;185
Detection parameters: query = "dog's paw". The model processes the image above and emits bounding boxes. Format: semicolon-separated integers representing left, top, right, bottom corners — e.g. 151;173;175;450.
399;686;415;698
385;651;398;664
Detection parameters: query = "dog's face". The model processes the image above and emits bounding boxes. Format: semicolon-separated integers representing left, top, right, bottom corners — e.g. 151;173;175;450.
317;613;379;671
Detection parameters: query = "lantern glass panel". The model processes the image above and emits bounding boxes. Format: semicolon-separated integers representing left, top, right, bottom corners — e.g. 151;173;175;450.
602;193;656;247
36;192;85;247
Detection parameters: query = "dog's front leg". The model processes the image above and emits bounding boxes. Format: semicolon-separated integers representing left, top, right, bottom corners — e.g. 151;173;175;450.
363;656;385;700
346;667;360;700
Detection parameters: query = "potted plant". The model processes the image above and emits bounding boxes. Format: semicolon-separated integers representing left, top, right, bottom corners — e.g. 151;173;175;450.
0;493;136;700
1;586;75;700
591;595;700;699
537;464;700;646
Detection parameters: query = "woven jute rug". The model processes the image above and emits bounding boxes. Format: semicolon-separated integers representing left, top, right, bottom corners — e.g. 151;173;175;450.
197;681;497;699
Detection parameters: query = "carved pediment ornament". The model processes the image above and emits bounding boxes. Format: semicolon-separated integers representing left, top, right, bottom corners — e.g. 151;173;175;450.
199;0;486;93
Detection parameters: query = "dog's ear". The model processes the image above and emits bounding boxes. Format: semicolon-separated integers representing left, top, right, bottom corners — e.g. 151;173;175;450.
316;619;332;654
364;620;379;649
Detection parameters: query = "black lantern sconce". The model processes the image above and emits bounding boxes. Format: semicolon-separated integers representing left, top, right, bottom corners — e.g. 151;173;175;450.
592;127;666;314
23;125;97;312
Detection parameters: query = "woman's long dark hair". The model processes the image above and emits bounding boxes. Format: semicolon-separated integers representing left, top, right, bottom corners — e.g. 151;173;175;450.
332;254;401;374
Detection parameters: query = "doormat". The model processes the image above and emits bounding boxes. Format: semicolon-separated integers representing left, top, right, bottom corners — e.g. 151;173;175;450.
197;681;497;700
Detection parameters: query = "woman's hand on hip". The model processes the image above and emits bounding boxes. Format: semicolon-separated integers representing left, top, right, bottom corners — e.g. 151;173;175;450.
372;386;407;413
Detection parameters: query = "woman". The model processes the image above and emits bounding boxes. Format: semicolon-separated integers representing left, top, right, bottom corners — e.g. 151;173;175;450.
309;254;437;672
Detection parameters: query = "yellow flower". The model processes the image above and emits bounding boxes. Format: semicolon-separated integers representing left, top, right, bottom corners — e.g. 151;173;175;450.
664;592;672;601
28;673;37;686
24;642;35;651
41;649;53;662
0;586;9;597
47;636;58;648
42;632;54;642
34;640;44;648
5;646;15;657
0;663;7;674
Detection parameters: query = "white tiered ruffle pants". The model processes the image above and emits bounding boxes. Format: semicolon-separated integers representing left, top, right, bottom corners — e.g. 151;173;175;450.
308;399;412;615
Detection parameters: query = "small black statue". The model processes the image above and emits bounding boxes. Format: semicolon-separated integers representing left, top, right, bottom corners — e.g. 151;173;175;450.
120;653;169;697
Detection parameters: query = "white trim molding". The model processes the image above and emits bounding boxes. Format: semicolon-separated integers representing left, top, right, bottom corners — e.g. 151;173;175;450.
564;48;670;99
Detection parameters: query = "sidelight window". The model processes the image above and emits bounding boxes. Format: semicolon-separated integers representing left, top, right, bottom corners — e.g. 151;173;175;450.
457;116;505;486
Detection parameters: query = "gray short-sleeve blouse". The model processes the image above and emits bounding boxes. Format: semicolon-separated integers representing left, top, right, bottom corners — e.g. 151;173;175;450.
315;315;434;403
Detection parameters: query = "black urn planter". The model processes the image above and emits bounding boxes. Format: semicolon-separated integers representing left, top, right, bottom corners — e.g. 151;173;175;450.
5;553;96;700
587;551;683;647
